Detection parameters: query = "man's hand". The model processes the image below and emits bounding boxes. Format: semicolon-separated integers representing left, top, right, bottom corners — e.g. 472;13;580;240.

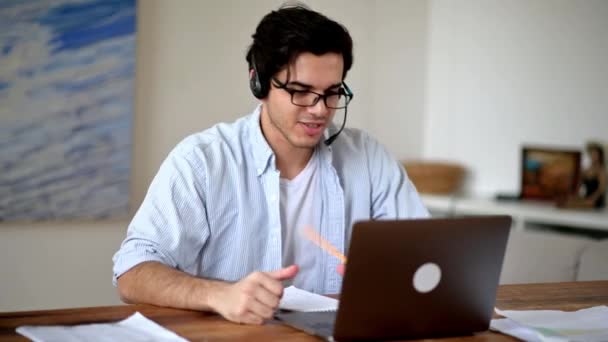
210;265;298;325
337;263;346;276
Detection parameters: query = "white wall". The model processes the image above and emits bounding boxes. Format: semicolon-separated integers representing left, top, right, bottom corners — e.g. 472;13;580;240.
1;0;426;311
369;0;428;160
424;0;608;196
0;221;126;311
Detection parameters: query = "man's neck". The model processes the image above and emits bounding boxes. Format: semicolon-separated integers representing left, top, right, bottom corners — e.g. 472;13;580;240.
267;128;314;180
259;109;315;180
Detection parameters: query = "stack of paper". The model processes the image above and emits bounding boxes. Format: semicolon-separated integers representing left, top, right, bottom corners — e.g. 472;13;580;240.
16;312;188;342
279;286;339;312
491;306;608;342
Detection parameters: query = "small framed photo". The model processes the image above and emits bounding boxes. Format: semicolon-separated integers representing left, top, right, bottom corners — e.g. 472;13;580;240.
520;146;581;200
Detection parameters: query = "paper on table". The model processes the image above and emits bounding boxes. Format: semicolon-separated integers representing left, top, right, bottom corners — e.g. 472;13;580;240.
16;312;188;342
490;306;608;342
279;286;339;312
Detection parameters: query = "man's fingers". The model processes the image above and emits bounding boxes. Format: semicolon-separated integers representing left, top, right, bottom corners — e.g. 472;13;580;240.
250;266;297;297
246;298;275;320
220;267;300;326
253;286;281;308
336;263;346;276
267;264;299;281
249;272;283;297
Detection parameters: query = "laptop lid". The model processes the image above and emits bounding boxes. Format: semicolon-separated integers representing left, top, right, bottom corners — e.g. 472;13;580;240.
333;215;512;341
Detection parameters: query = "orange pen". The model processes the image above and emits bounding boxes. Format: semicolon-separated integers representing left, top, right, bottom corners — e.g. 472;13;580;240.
302;225;347;264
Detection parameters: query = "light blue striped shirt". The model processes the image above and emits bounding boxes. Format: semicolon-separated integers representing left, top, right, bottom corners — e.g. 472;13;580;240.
112;106;429;294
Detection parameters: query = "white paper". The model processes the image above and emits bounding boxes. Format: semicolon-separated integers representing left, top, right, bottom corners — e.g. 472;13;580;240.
491;318;552;342
279;286;339;312
16;312;188;342
490;306;608;342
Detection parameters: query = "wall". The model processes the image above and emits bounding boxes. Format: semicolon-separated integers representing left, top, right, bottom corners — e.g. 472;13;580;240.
0;221;126;311
423;0;608;195
0;0;427;311
368;0;428;159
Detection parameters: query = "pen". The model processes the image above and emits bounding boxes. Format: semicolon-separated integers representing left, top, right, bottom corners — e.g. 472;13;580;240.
302;225;347;264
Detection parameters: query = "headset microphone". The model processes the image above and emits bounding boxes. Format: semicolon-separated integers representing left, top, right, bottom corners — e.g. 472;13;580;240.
324;106;348;146
324;83;353;146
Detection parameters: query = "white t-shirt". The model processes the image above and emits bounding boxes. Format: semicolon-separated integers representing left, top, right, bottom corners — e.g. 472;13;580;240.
280;150;321;290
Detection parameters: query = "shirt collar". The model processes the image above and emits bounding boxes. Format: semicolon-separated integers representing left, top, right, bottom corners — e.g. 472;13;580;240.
320;119;337;165
248;104;275;176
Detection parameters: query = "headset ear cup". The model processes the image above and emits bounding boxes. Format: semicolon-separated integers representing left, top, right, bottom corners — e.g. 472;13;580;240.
250;69;264;99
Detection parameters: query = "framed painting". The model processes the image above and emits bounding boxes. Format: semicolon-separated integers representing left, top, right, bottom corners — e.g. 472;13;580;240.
520;146;581;201
0;0;136;221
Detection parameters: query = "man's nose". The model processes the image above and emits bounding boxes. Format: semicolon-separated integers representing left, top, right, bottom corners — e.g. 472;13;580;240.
308;98;329;117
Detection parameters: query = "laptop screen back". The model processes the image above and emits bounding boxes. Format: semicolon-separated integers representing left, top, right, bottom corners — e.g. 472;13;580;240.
333;215;511;341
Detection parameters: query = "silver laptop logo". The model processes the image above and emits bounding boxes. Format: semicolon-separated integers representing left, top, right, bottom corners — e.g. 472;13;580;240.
413;262;442;293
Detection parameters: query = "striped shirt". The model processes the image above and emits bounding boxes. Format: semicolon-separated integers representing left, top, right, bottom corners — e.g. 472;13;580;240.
112;105;429;294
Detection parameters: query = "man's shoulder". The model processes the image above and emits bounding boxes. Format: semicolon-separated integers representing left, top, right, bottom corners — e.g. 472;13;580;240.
329;127;396;168
331;127;379;150
171;114;253;161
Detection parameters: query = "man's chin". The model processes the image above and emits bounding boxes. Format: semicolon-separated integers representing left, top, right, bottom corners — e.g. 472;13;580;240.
292;137;323;149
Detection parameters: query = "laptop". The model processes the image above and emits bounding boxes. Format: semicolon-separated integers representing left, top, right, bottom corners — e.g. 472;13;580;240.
275;215;512;341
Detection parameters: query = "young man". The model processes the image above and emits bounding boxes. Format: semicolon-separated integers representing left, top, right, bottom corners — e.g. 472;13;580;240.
113;5;428;325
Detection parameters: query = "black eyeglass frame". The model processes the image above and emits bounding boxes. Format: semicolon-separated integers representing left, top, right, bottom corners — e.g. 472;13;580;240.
271;77;354;109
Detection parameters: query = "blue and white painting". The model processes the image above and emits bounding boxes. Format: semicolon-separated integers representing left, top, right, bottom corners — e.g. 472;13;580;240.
0;0;136;221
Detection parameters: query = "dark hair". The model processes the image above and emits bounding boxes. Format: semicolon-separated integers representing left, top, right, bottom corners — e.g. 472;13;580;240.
246;5;353;98
587;142;605;166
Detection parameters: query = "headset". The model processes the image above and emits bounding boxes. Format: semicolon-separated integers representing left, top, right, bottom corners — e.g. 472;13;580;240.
249;54;267;99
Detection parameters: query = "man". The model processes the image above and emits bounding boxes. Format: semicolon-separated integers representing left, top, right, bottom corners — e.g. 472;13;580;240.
113;5;428;325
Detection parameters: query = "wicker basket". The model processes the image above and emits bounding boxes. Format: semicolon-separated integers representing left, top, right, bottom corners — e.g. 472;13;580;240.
403;161;465;194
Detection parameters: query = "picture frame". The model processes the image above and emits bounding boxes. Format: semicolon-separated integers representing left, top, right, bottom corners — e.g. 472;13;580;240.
520;146;581;201
0;0;136;221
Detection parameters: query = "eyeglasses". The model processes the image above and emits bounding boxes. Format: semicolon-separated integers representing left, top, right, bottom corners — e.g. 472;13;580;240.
272;78;354;109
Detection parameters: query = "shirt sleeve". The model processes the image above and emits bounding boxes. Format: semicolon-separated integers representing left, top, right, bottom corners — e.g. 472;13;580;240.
112;147;210;285
365;133;430;219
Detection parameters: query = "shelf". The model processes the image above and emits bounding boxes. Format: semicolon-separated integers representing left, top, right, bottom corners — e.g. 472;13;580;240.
421;194;608;233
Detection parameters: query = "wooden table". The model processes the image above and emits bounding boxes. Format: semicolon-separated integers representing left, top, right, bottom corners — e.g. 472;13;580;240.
1;281;607;341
